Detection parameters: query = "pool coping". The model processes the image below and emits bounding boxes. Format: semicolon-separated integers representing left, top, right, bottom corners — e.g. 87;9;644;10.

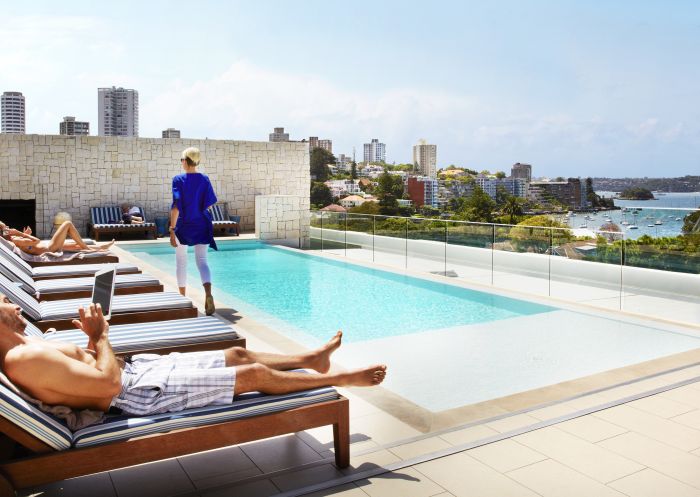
112;238;700;434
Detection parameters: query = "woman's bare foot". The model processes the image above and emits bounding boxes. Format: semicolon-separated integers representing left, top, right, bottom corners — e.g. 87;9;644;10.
308;331;343;373
338;365;387;387
98;240;115;251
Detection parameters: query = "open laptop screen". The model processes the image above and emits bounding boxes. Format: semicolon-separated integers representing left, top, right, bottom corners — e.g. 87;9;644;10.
91;267;116;320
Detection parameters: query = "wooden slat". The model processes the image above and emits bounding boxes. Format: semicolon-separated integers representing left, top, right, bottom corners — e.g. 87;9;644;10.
37;284;164;301
28;255;119;267
34;307;198;331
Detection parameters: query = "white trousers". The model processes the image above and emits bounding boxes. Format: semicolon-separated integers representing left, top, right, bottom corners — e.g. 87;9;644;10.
175;242;211;288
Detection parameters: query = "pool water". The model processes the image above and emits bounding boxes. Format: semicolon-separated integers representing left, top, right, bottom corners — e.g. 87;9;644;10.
123;240;555;344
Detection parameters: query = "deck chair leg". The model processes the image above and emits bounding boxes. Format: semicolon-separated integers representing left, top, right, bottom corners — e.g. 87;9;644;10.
0;472;15;497
333;403;350;468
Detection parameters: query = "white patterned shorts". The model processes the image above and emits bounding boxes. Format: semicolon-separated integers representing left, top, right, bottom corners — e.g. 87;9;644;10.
109;350;236;416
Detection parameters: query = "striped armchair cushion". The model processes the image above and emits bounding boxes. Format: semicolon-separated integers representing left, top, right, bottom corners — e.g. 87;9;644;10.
90;207;122;225
0;375;73;450
91;206;156;228
44;317;239;354
73;386;339;447
209;204;226;222
37;292;192;321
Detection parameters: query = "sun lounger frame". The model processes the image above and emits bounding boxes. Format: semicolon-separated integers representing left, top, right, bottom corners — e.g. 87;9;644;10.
33;307;199;332
0;396;349;496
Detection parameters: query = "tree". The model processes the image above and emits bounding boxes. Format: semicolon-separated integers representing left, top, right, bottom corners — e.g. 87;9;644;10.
376;171;404;199
555;176;566;182
495;185;509;207
682;211;700;234
348;201;380;215
502;196;524;224
310;181;333;208
495;171;506;179
378;193;399;215
310;147;335;182
453;185;496;222
350;161;357;180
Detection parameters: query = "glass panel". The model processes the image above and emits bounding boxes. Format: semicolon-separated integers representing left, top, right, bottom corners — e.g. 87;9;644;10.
445;221;493;285
621;208;700;322
550;226;622;309
344;214;375;263
318;211;346;253
309;211;323;250
491;223;549;296
373;215;408;269
406;218;446;274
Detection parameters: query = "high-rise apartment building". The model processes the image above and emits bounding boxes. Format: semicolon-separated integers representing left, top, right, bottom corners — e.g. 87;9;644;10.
269;127;289;142
412;139;437;178
407;176;439;208
307;136;332;153
1;91;26;134
363;138;386;163
59;116;89;136
162;128;181;138
98;87;139;137
511;163;532;182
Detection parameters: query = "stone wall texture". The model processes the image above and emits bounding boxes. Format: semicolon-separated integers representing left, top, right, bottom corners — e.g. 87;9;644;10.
0;135;310;237
255;195;310;248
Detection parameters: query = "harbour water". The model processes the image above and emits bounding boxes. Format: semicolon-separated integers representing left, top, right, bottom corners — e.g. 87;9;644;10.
565;192;699;239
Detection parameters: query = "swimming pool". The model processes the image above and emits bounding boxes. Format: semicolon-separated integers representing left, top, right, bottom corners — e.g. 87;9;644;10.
123;240;700;411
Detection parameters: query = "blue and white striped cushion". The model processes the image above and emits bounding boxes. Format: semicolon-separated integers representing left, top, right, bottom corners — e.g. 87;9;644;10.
209;204;225;221
31;262;139;279
92;223;156;229
0;378;73;450
72;386;339;448
23;321;45;338
38;292;192;320
91;207;121;225
0;255;37;292
0;272;42;320
44;317;238;353
0;237;34;276
34;273;160;295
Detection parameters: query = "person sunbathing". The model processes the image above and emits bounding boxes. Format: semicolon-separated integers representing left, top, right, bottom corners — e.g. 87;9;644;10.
120;204;144;225
0;221;114;256
0;296;387;416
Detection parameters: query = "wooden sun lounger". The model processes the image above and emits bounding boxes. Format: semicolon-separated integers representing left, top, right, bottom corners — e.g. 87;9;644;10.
0;389;348;497
34;305;198;332
26;254;119;267
37;282;164;301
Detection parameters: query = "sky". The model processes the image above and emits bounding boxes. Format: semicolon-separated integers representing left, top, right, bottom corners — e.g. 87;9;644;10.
1;0;699;178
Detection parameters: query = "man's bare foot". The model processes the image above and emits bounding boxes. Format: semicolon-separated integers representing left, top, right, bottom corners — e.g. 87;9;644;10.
339;364;387;387
308;331;343;373
98;240;115;251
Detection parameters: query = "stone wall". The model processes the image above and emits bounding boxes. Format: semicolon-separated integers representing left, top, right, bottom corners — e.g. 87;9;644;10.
255;195;310;248
0;135;310;237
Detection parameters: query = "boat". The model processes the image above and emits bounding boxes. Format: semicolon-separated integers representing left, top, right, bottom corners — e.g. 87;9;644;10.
628;225;638;229
647;224;654;227
675;217;682;221
621;220;630;226
655;220;662;225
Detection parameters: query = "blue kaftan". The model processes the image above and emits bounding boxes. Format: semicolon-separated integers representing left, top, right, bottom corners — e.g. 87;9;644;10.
171;173;218;250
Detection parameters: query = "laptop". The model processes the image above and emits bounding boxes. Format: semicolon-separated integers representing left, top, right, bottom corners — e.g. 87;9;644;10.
92;266;116;320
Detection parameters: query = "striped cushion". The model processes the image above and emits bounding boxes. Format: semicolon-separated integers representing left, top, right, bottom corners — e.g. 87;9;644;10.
31;262;139;279
209;204;226;221
0;379;73;450
90;207;121;225
72;386;339;448
0;237;33;275
92;223;156;229
0;254;37;291
34;273;160;295
0;272;42;320
44;317;238;353
38;292;192;320
23;321;45;338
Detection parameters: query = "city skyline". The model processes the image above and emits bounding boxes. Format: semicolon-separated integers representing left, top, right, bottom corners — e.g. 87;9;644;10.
2;0;699;177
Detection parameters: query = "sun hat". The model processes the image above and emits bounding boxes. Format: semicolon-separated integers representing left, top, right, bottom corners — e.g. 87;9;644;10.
181;147;201;165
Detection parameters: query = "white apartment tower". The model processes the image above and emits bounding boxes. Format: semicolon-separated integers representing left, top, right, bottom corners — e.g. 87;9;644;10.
1;91;26;134
412;139;437;178
363;138;386;163
269;127;289;142
98;87;139;137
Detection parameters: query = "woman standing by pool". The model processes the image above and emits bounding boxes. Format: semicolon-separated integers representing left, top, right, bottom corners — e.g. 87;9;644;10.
169;147;218;315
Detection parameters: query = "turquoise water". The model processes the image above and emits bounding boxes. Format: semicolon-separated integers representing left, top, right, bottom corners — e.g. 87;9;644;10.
122;241;554;344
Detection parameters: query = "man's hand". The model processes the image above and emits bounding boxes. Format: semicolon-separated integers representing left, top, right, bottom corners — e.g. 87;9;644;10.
72;303;109;342
169;231;177;248
23;226;32;235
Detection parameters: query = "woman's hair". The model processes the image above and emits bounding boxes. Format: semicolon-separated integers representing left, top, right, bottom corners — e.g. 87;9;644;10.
181;147;201;167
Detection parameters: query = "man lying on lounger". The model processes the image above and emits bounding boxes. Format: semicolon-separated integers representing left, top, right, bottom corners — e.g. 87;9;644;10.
0;294;386;416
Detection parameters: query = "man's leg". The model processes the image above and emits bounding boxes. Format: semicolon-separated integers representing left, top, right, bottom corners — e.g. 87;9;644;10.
224;331;343;373
234;362;387;395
